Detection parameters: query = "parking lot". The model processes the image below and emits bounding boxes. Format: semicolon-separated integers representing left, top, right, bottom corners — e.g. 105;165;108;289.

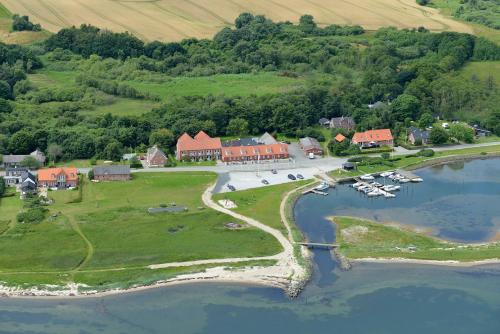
213;167;321;193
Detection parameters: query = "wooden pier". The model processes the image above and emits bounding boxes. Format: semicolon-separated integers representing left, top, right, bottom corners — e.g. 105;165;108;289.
298;242;339;250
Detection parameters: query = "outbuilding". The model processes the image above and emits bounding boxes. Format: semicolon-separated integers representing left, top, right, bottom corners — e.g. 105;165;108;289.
299;137;323;156
93;165;131;181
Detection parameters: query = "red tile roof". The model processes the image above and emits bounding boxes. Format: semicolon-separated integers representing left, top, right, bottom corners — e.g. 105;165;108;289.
222;143;288;159
38;167;78;182
177;131;222;151
352;129;393;143
334;133;346;142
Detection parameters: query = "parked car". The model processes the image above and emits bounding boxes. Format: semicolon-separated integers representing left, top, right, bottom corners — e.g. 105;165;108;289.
227;184;236;191
287;174;296;180
296;174;304;179
271;169;278;174
261;179;269;185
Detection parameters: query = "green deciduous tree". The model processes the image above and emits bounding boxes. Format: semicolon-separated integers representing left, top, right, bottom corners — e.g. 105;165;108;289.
429;127;449;145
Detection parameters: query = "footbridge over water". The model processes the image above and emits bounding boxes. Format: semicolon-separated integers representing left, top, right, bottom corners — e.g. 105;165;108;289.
298;242;339;250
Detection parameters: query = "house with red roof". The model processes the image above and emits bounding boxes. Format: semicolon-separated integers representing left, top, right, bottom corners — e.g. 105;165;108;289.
38;167;78;188
352;129;394;148
176;131;222;161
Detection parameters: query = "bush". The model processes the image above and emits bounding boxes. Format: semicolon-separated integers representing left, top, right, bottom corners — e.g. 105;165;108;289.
88;169;94;180
381;152;390;160
17;207;47;224
129;156;143;168
416;0;429;5
347;156;363;163
417;148;435;157
164;159;177;167
90;157;97;165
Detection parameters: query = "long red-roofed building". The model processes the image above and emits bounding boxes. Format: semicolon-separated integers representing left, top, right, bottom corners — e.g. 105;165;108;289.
221;143;289;162
176;131;290;162
352;129;394;148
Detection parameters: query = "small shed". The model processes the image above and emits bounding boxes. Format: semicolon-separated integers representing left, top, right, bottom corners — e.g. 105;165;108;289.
334;133;346;143
342;162;355;170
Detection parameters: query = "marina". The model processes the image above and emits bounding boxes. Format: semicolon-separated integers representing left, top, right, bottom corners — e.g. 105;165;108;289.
351;171;423;199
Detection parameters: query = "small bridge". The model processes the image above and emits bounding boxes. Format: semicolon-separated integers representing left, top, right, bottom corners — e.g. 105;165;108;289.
298;242;339;250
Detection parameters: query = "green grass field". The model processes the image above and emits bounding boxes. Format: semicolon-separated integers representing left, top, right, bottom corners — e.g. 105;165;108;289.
460;61;500;82
213;180;310;235
128;73;306;99
0;172;282;289
334;216;500;261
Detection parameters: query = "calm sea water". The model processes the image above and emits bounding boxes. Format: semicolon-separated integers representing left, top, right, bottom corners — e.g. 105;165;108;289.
1;158;499;334
295;158;500;243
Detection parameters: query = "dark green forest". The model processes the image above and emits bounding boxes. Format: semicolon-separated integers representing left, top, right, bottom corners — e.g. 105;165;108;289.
0;13;499;161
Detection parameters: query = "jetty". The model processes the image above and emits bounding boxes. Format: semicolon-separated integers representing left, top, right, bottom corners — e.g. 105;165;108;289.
395;169;423;182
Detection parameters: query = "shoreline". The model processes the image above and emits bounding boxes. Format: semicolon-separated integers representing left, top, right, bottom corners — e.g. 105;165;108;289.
0;262;292;299
351;257;500;267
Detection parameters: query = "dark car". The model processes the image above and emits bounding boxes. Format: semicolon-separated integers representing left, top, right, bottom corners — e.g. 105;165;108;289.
261;179;269;185
271;169;278;174
296;174;304;179
227;184;236;191
287;174;296;180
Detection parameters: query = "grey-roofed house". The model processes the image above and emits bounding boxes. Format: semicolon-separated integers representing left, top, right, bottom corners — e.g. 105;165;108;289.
258;132;278;145
319;118;331;127
4;167;29;186
2;149;46;168
330;116;356;131
20;172;37;198
408;126;430;145
299;137;323;156
93;165;131;181
146;145;167;167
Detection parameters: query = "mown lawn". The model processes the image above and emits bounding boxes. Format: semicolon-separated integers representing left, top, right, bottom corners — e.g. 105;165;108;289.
334;216;500;261
0;172;282;288
213;180;310;235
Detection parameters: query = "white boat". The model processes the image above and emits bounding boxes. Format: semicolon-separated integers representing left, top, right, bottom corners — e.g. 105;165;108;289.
382;185;400;192
411;178;423;183
360;174;375;181
367;190;381;197
351;182;363;188
384;192;396;198
380;171;394;177
398;178;411;183
315;182;330;191
370;182;383;188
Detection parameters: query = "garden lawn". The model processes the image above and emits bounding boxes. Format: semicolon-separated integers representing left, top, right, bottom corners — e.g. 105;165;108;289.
334;216;500;261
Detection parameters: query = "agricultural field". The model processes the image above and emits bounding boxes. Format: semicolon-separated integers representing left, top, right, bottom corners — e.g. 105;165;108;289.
0;172;282;288
1;0;472;42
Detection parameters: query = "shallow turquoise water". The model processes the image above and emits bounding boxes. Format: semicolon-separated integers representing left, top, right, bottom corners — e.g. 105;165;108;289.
1;158;499;334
